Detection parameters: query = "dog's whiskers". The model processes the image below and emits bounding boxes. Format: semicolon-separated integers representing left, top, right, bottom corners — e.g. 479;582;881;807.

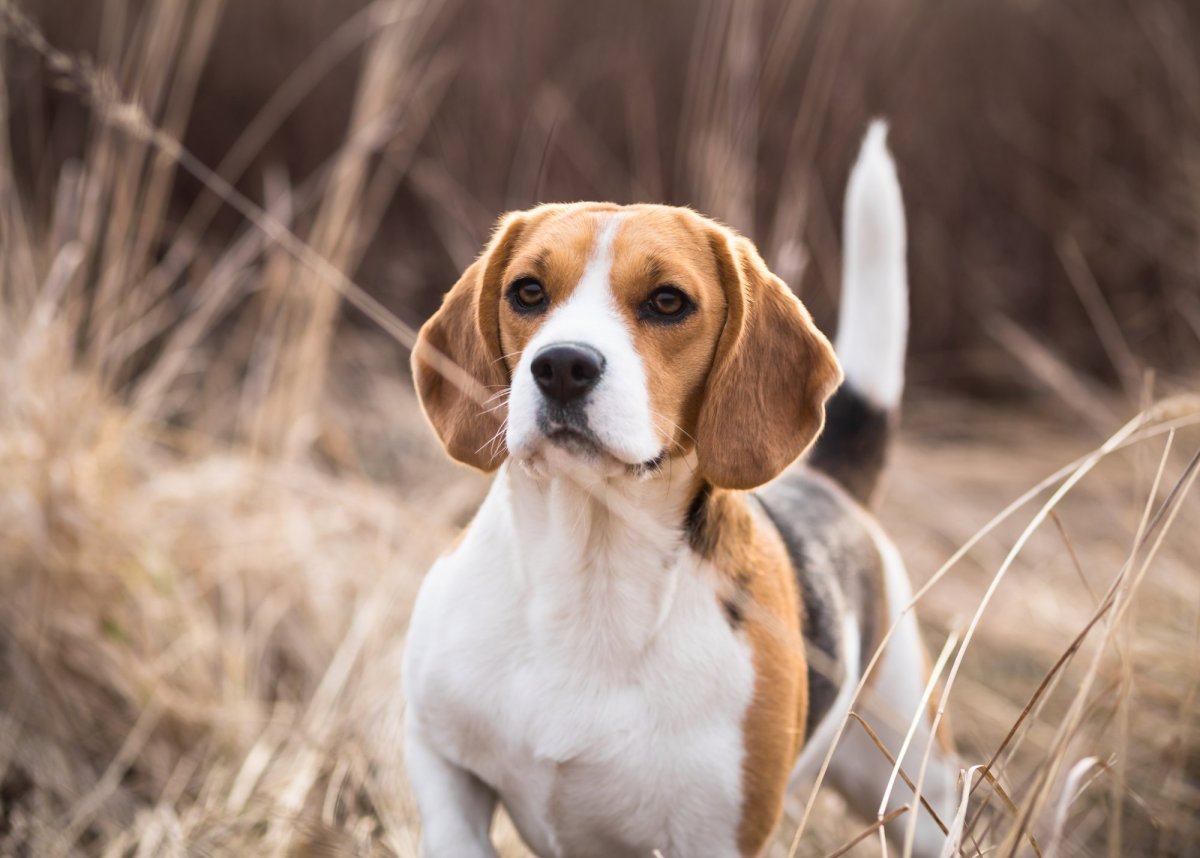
476;415;510;459
491;350;524;367
649;411;698;478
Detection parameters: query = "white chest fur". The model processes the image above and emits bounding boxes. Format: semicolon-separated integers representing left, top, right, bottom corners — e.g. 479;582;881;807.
404;464;756;857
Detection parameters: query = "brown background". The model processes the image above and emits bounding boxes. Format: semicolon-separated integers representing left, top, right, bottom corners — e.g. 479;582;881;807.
10;0;1200;395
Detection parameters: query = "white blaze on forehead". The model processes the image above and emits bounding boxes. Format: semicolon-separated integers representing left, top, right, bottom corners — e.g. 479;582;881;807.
534;210;630;339
553;211;628;320
584;211;627;287
505;211;663;467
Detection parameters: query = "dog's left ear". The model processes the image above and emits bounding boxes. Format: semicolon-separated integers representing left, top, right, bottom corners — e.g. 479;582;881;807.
696;230;842;490
412;212;527;471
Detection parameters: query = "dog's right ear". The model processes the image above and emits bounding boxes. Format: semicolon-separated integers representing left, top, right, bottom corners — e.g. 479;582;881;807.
694;229;841;490
412;212;527;471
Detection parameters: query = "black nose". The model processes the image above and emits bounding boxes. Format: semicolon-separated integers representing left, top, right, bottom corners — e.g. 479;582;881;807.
531;343;605;403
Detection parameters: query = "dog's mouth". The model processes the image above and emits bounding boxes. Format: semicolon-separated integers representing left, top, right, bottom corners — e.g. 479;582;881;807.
537;410;608;459
534;414;664;475
544;424;602;456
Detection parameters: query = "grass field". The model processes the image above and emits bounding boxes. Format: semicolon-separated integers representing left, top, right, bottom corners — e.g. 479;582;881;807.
2;1;1199;856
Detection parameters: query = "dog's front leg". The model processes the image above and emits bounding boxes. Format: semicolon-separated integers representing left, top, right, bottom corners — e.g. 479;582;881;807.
406;713;499;858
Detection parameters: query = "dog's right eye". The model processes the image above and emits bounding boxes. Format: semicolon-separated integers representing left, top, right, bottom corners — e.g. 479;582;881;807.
509;277;547;313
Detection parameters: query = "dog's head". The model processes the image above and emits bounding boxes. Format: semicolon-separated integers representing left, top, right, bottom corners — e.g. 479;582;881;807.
412;203;841;490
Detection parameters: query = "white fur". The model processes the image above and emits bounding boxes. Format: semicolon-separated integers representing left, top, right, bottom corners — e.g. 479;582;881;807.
835;121;909;409
404;465;755;858
506;212;663;470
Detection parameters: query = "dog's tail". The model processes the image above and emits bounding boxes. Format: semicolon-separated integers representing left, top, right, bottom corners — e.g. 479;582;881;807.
809;122;908;507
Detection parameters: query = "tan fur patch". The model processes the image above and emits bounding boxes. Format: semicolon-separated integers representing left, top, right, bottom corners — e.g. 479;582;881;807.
689;488;807;857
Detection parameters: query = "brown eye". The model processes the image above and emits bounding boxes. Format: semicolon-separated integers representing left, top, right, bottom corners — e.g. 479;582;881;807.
509;277;547;313
643;285;692;322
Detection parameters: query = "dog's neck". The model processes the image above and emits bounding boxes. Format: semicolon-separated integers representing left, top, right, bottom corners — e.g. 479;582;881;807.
499;455;705;666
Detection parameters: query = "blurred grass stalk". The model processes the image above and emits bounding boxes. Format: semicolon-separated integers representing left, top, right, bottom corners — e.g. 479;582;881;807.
249;0;421;458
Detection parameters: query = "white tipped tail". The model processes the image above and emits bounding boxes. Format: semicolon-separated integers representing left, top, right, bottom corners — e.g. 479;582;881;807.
834;121;909;409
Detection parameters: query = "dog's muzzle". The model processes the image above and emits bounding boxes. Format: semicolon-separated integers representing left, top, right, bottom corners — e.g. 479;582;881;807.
529;342;609;455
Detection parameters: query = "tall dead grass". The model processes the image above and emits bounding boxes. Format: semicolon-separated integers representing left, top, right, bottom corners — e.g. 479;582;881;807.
16;0;1200;390
1;1;1199;856
0;1;459;854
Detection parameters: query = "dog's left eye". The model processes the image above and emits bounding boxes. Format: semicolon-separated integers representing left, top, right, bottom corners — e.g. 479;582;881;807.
642;286;692;322
509;277;547;313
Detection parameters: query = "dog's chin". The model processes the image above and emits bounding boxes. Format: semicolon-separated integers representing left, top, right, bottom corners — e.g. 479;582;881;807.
512;428;662;481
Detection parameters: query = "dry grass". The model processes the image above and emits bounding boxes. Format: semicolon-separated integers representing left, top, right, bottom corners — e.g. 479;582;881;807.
1;1;1199;856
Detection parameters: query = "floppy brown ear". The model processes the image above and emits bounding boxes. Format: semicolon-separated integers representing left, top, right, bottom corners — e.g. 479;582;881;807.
411;213;526;470
695;231;842;490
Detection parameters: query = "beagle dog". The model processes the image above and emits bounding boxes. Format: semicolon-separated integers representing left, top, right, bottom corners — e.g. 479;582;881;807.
403;124;958;857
